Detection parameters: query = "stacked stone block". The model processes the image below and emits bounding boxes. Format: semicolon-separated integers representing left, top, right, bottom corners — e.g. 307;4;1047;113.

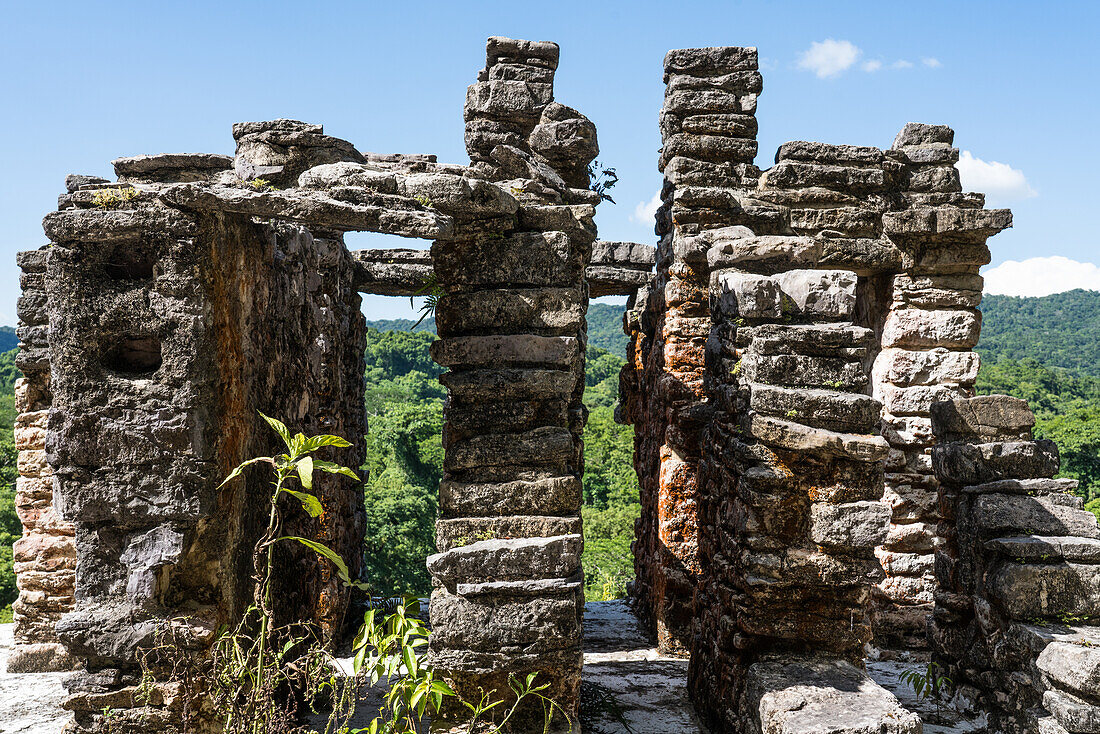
931;395;1100;733
869;124;996;647
9;245;77;673
424;37;599;729
622;46;763;655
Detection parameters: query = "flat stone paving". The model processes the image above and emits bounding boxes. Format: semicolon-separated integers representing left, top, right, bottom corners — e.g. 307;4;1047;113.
0;624;72;734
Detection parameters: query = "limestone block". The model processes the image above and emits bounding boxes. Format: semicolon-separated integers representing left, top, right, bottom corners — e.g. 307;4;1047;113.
435;516;582;553
1044;689;1100;733
430;334;579;369
432;231;582;290
764;160;886;193
930;394;1035;443
932;439;1060;486
746;658;922;734
873;347;980;387
883;207;1012;242
775;141;884;166
881;308;980;349
1038;642;1100;701
968;493;1100;540
750;415;889;463
439;368;575;402
427;534;581;586
962;477;1080;496
882;522;937;553
17;448;50;478
662;89;758;116
882;481;938;522
878;575;934;605
660;133;758;165
748;384;880;433
811;501;892;549
988;562;1100;619
877;384;968;417
428;588;581;653
663;46;759;76
989;535;1100;564
743;354;869;390
772;270;858;320
444;426;574;472
789;207;879;238
439;476;581;518
714;270;783;319
875;548;935;577
112;153;232;183
893;123;954;148
881;415;935;449
14;410;48;450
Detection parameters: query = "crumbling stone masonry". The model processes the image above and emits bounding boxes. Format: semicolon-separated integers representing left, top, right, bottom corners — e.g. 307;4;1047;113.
14;35;1100;734
931;396;1100;734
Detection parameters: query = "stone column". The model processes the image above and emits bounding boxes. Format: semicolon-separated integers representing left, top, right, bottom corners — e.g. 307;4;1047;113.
426;37;598;729
9;245;77;673
874;124;1012;646
631;45;762;654
931;395;1100;734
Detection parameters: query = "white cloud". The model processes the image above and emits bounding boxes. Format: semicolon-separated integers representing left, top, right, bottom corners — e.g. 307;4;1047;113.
631;190;662;225
861;59;883;72
922;57;942;68
956;150;1037;202
983;257;1100;297
891;59;914;69
797;39;861;79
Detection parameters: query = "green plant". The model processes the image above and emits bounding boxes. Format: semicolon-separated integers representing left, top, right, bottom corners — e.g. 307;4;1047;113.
413;194;433;208
92;186;139;209
350;598;454;733
241;178;279;192
409;273;444;330
138;414;364;734
587;161;618;204
899;661;952;701
455;672;572;734
785;409;798;419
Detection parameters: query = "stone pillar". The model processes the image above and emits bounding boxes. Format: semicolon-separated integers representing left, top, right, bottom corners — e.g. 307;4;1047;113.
426;37;598;729
9;245;77;673
874;124;1012;646
40;160;365;732
630;45;762;654
931;395;1100;734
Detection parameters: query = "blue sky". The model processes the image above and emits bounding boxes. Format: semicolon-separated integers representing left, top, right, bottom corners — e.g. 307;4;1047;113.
2;0;1096;323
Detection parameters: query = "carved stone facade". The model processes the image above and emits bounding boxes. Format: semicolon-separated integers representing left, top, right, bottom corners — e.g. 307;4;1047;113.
11;37;1100;734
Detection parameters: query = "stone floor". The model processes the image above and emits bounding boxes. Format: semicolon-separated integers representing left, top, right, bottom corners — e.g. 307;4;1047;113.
0;607;992;733
0;624;71;734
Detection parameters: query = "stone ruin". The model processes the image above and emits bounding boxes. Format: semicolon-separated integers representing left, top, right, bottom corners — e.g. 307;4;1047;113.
9;35;1100;734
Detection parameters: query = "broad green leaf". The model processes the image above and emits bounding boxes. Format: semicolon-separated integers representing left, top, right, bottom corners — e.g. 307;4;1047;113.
259;412;292;449
313;459;360;481
291;432;306;455
218;457;270;487
297;456;314;489
301;435;354;452
284;488;323;518
278;536;351;584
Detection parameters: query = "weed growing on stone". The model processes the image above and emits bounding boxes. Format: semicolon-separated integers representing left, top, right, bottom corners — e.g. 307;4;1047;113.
413;194;434;208
410;273;444;330
587;161;618;204
92;186;139;209
242;178;279;191
899;661;952;702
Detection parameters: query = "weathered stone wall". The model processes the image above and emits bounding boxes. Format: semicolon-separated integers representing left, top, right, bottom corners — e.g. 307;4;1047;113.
620;45;764;655
9;245;77;673
30;149;367;731
614;45;1014;734
931;396;1100;733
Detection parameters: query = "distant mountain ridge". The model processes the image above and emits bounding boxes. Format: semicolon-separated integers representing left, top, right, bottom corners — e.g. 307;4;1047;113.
978;289;1100;377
